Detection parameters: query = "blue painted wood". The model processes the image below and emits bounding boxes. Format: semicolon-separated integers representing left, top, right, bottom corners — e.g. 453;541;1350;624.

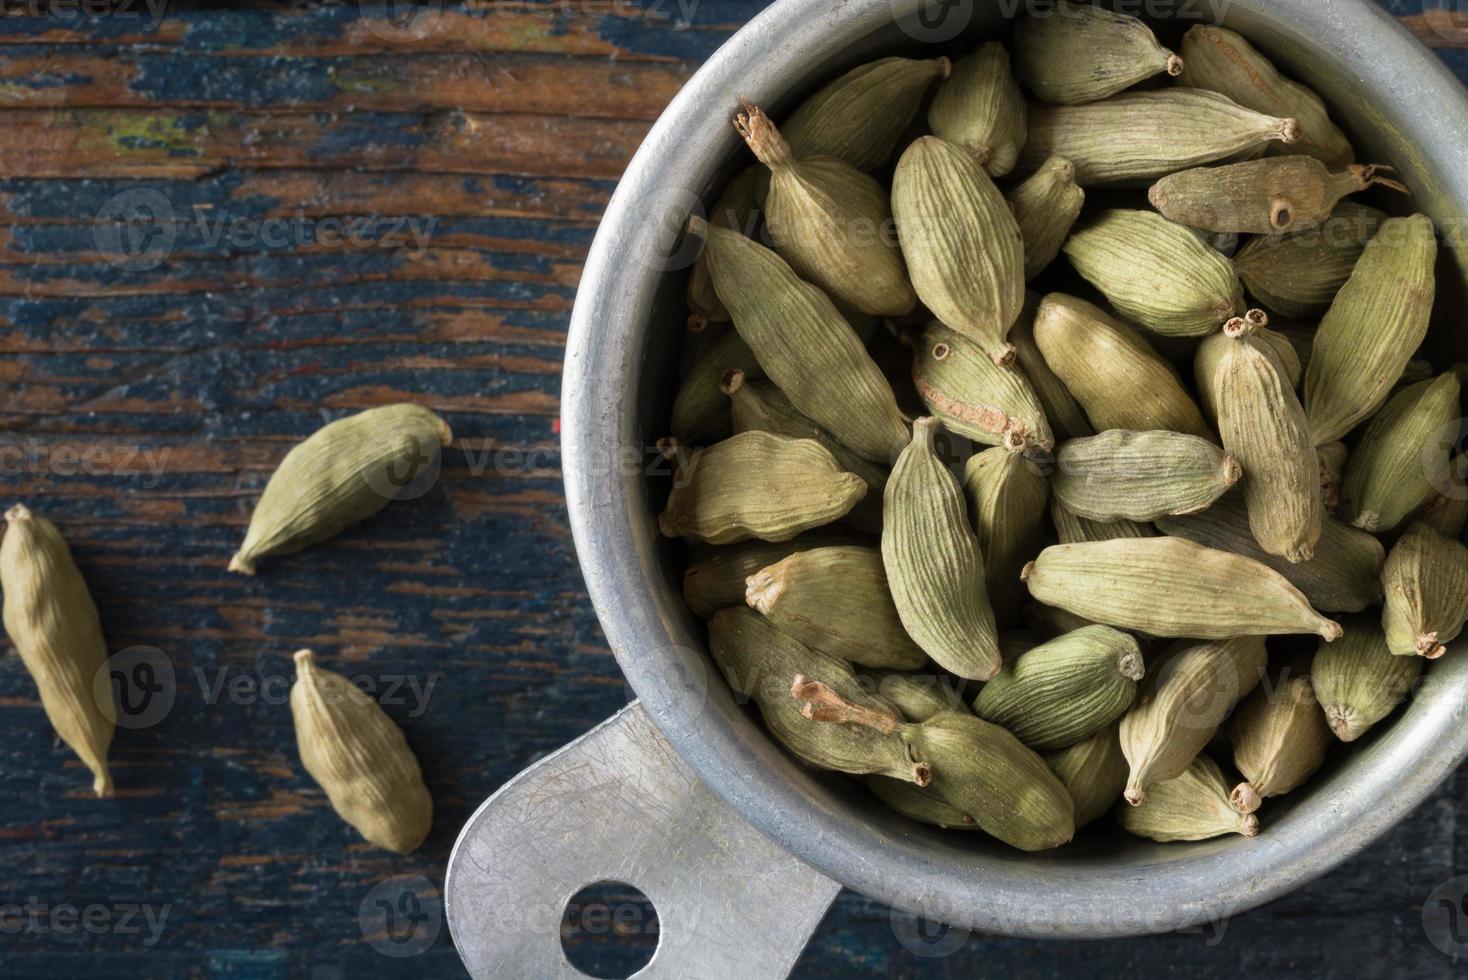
0;2;1462;978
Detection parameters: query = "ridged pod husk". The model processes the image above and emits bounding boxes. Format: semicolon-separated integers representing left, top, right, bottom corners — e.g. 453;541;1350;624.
688;165;762;322
1045;722;1128;827
682;530;862;619
711;609;930;784
722;369;885;535
1019;89;1301;187
911;321;1053;451
1052;429;1241;523
1118;754;1260;841
230;404;453;575
1032;293;1212;439
1051;499;1155;544
892;136;1026;367
290;650;432;853
883;418;1002;681
1149;158;1405;237
1063;209;1245;337
1008;156;1085;280
672;328;763;446
1157;494;1385;614
1022;537;1344;640
1178;25;1354;168
1009;295;1093;443
972;625;1144;750
1313;615;1422;742
1;504;113;797
1209;317;1322;563
659;431;867;545
1232;203;1385;319
1013;3;1183;105
864;670;970;723
1341;371;1463;533
927;42;1028;176
745;546;927;670
1194;319;1301;423
905;711;1076;850
962;440;1051;618
1304;214;1439;446
1382;522;1468;659
1317;440;1349;511
737;104;917;317
1417;453;1468;540
780;56;951;173
1119;637;1267;805
1228;673;1332;813
692;217;909;462
864;775;980;830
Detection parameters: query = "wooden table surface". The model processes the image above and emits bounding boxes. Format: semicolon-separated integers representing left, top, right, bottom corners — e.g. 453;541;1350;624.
1;2;1465;977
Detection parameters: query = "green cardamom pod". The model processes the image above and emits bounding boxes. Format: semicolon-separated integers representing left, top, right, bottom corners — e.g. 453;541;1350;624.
962;439;1051;617
1118;754;1259;841
688;165;762;323
1051;499;1155;544
892;136;1026;367
737;104;917;317
1209;316;1322;563
1149;158;1405;236
671;328;763;446
1119;637;1267;805
722;369;885;535
1194;316;1301;423
883;418;1002;681
658;431;867;545
1303;214;1439;446
863;670;970;724
1;504;114;797
1052;429;1241;523
972;625;1144;750
1232;203;1385;319
1046;721;1129;828
1312;615;1422;742
927;42;1028;176
1317;440;1349;510
1009;294;1093;443
1008;156;1085;280
690;216;909;462
911;321;1053;451
680;315;732;379
1178;25;1354;168
1228;673;1332;813
1022;537;1343;640
1020;89;1301;187
864;775;980;830
711;609;930;784
1157;493;1385;614
1063;209;1245;337
682;530;862;619
230;404;453;575
780;56;951;173
1032;293;1212;439
1013;3;1183;105
1382;522;1468;659
746;546;927;670
1341;370;1463;533
1417;453;1468;540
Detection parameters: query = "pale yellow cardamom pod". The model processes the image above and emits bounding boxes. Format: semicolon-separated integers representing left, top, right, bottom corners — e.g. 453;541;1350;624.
1118;754;1259;842
1228;673;1332;813
1009;294;1093;443
911;321;1053;451
962;436;1051;616
1013;2;1182;105
1313;615;1422;742
1232;203;1385;319
1052;429;1240;523
1194;315;1300;424
1;504;114;798
681;530;861;620
230;404;453;575
1045;721;1129;828
1008;156;1085;281
290;649;432;853
1382;522;1468;659
927;42;1028;176
1050;500;1155;545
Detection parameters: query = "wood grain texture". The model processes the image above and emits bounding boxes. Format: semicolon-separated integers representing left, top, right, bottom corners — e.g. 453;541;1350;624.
0;2;1463;978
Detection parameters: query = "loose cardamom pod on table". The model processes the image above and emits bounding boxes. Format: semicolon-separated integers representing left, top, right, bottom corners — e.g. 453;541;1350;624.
1313;616;1422;742
927;42;1028;176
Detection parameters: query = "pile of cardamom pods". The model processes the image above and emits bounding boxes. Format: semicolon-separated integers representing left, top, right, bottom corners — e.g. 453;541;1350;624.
2;404;450;854
667;8;1467;849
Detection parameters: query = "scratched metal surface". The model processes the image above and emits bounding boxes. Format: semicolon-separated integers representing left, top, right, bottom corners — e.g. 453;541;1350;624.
0;1;1465;978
